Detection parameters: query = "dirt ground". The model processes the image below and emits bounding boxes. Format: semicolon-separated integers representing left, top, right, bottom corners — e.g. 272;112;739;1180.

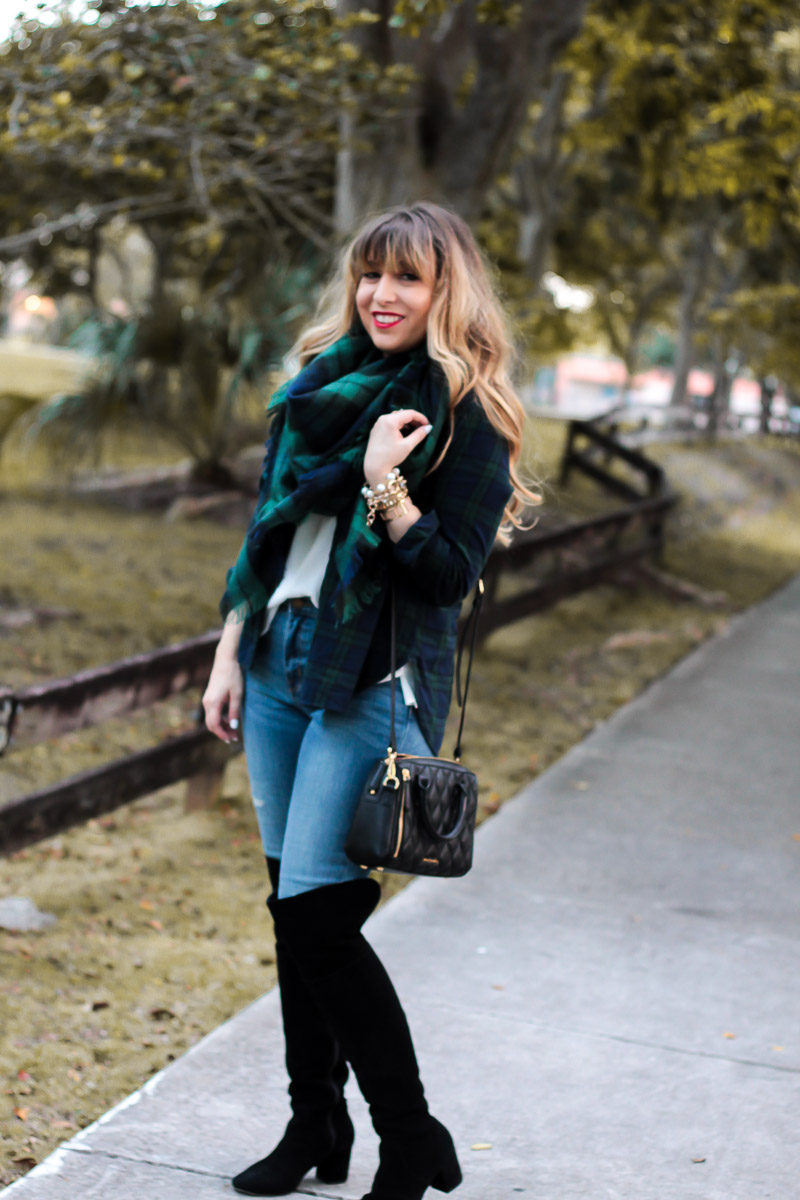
2;425;800;1184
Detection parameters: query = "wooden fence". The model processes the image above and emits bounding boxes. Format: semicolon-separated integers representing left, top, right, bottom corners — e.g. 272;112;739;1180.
476;417;675;640
0;416;675;855
0;633;234;855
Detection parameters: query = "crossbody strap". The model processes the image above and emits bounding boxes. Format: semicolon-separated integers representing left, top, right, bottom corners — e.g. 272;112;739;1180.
387;579;484;763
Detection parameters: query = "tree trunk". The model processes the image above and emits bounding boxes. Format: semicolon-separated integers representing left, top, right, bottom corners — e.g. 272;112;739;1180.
515;69;571;287
705;338;731;439
334;0;587;235
669;229;711;408
759;377;776;435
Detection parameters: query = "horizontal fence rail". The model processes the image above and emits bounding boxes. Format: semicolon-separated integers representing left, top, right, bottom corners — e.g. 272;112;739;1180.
0;634;238;856
0;632;219;750
1;730;234;857
476;416;676;642
1;416;675;855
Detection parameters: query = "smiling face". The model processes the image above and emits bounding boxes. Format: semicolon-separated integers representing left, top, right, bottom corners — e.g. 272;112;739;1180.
355;263;434;354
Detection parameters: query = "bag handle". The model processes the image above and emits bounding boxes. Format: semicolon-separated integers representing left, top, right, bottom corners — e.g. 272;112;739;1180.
386;579;484;764
414;773;469;840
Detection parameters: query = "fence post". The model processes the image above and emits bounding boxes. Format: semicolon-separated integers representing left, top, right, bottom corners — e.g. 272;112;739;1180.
558;421;577;486
184;762;228;812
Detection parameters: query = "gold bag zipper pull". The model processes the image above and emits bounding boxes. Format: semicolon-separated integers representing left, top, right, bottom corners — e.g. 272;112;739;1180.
382;747;400;790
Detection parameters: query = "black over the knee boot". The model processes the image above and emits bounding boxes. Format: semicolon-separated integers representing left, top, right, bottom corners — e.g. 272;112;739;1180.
277;879;462;1200
231;859;354;1196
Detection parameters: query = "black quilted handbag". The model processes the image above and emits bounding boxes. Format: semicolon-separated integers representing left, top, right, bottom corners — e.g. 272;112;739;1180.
345;582;483;878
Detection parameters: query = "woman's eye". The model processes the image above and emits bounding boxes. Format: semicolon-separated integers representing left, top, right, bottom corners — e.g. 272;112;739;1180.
400;272;419;282
362;271;380;280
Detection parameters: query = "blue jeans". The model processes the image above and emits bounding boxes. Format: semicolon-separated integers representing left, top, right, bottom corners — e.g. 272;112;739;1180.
242;601;433;899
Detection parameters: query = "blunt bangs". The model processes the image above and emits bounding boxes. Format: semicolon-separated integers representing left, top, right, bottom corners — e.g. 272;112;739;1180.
350;212;440;285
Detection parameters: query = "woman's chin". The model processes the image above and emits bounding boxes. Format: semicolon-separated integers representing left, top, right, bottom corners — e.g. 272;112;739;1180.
367;330;426;355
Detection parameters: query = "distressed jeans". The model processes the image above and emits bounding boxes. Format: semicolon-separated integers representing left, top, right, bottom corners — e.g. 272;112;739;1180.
242;600;432;899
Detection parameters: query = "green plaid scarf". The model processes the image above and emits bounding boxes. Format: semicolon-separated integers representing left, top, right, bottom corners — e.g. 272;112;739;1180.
221;331;449;625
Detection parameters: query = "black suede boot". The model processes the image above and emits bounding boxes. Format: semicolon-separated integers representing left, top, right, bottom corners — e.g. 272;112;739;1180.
276;880;462;1200
231;859;354;1196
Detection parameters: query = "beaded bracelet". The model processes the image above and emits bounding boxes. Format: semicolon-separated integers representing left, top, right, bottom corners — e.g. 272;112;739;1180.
362;469;410;526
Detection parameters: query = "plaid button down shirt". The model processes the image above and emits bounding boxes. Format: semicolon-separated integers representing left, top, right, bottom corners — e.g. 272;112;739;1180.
233;392;511;753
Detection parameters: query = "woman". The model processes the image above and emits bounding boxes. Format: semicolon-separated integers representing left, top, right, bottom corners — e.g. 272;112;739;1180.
203;202;534;1200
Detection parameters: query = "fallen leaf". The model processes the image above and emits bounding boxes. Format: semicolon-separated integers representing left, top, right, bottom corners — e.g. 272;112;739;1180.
139;898;155;911
691;1157;707;1164
17;1069;32;1082
722;1031;736;1039
14;1106;30;1121
482;791;501;815
67;1069;81;1082
148;919;164;932
471;1143;492;1151
50;1119;76;1130
91;1000;110;1011
150;1006;176;1020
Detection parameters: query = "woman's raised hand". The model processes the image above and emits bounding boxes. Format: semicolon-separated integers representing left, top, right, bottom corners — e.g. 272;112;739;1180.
363;409;432;487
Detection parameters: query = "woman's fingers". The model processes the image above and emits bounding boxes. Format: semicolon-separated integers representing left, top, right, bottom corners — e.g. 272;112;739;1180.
388;409;431;437
227;677;243;737
203;693;226;741
203;696;224;740
203;662;243;743
364;410;433;482
391;408;428;424
400;421;433;454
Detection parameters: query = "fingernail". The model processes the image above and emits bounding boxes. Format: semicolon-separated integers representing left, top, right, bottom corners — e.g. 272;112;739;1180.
229;718;239;730
423;423;432;433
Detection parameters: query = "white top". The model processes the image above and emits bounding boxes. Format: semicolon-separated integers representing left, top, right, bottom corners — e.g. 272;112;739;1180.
263;513;417;707
263;513;336;628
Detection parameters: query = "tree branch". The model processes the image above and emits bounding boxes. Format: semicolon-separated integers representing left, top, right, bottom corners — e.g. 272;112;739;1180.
0;196;190;256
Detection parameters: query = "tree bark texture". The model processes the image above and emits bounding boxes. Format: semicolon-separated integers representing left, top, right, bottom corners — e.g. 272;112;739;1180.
334;0;587;234
669;227;712;408
514;68;571;286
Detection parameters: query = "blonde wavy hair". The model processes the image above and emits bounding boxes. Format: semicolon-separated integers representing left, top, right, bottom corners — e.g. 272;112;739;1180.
292;202;539;534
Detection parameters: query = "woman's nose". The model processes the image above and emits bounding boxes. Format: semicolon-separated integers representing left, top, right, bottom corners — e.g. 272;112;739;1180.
373;273;397;303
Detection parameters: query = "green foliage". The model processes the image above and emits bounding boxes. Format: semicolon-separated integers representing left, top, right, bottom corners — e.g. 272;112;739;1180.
390;0;521;34
0;1;410;474
639;328;676;369
27;260;314;479
0;0;418;335
492;0;800;391
0;0;398;256
6;0;800;404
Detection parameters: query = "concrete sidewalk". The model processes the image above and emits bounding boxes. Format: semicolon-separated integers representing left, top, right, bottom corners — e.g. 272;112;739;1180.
4;577;799;1200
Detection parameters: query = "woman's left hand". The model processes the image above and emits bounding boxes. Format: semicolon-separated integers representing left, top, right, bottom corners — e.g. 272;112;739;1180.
363;409;432;487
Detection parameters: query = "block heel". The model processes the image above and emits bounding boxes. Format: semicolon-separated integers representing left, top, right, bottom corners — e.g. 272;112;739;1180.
232;1102;354;1196
316;1140;352;1184
432;1153;462;1193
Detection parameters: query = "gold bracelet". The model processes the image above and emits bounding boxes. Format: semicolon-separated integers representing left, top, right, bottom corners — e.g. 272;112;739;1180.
381;497;411;522
362;469;410;527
